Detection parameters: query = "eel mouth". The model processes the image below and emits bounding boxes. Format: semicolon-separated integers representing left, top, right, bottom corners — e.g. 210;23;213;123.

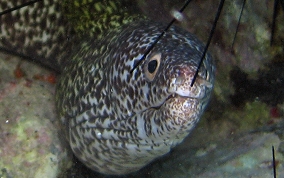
152;75;213;110
169;75;213;100
152;76;212;110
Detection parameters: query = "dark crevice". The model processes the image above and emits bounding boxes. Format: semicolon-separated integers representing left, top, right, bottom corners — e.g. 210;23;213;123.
230;55;284;107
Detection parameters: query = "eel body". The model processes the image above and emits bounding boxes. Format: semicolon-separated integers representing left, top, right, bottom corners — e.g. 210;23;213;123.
0;0;215;175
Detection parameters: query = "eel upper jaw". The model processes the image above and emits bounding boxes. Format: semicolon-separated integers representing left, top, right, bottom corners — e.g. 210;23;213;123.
150;76;213;110
169;75;213;100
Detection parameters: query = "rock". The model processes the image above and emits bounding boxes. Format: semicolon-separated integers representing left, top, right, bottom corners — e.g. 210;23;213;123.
0;53;72;178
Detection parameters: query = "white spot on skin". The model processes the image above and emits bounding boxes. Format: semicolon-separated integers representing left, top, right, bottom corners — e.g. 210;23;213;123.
96;132;102;139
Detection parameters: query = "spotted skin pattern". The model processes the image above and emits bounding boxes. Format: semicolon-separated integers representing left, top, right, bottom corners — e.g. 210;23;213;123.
0;0;72;71
56;20;215;174
0;0;215;175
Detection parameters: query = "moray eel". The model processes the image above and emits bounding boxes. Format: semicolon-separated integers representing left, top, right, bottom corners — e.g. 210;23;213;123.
0;0;215;175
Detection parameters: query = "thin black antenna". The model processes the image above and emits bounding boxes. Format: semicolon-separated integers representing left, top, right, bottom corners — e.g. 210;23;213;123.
271;0;280;46
231;0;246;51
190;0;225;87
0;0;43;16
272;146;277;178
130;0;193;73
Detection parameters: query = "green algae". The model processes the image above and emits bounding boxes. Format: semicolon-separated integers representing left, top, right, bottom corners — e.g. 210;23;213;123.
224;100;270;131
60;0;144;38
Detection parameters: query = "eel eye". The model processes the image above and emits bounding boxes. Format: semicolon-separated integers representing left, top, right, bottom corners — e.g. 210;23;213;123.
144;53;161;81
148;60;158;73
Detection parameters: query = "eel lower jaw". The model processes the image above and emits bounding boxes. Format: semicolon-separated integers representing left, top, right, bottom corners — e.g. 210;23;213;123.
165;93;199;104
